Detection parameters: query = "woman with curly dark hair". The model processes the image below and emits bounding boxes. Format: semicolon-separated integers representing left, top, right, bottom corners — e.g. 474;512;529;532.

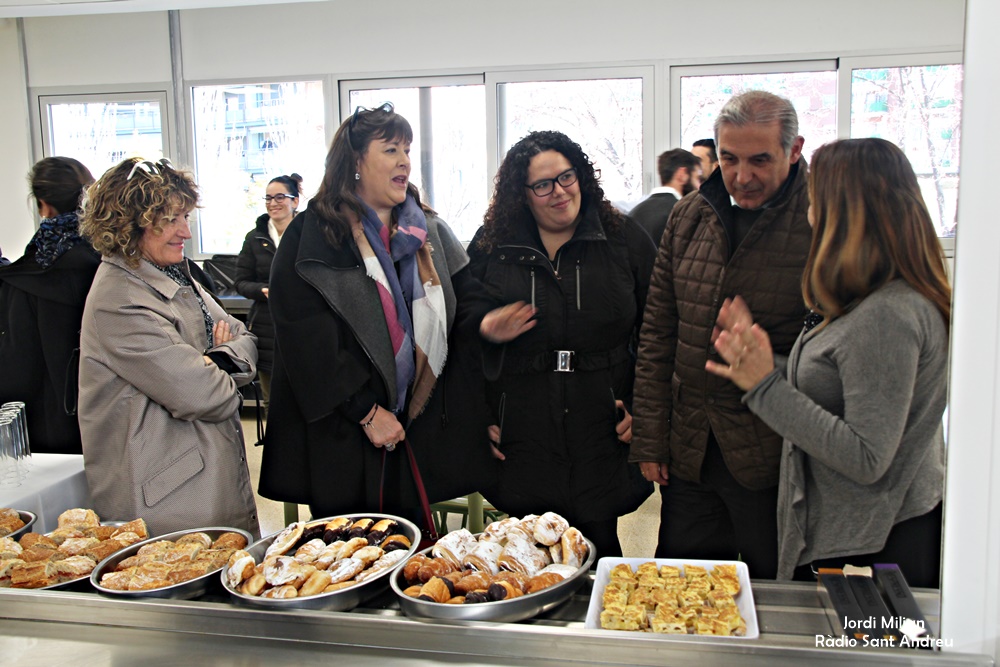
469;130;656;559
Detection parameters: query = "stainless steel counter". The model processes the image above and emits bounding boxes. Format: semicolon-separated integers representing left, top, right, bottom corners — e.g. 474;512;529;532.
0;577;991;666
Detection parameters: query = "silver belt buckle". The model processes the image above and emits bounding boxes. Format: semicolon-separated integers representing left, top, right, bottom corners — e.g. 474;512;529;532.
555;350;575;372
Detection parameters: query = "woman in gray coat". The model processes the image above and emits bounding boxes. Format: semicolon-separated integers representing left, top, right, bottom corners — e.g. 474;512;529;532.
706;139;950;587
79;158;260;537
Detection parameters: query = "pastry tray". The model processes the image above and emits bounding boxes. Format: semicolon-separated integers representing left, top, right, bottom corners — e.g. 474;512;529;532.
222;513;420;612
6;510;36;541
91;527;252;599
391;535;596;623
584;557;759;639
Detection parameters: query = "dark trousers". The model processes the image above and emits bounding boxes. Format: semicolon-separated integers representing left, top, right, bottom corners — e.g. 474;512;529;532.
577;517;623;562
656;435;779;579
793;503;942;588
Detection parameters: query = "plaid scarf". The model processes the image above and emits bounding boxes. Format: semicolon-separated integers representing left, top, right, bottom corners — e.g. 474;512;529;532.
353;195;447;420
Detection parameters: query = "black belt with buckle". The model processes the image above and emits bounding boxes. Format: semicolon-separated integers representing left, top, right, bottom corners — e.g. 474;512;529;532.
502;344;630;375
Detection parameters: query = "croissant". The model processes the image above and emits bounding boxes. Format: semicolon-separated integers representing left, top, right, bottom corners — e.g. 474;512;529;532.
454;571;491;595
525;571;563;594
402;554;433;584
417;557;458;583
487;580;524;601
417;576;455;603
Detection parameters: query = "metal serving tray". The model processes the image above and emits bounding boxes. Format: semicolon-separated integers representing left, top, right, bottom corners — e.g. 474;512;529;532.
391;535;596;623
90;527;252;600
5;510;36;541
222;513;420;612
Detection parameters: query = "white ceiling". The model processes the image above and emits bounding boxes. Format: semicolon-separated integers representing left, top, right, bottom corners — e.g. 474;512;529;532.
0;0;321;19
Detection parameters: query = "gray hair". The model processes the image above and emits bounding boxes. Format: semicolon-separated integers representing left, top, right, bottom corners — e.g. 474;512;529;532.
714;90;800;155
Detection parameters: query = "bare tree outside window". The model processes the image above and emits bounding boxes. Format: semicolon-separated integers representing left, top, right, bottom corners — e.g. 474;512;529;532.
193;81;325;254
679;71;838;164
851;65;963;237
500;79;643;208
350;85;487;243
47;100;164;179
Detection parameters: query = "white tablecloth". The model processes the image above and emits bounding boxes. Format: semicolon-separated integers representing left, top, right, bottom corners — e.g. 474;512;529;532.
0;453;91;533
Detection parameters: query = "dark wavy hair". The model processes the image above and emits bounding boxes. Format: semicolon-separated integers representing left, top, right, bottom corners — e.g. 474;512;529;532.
80;157;199;268
310;103;422;245
477;130;623;253
804;138;951;329
29;156;94;215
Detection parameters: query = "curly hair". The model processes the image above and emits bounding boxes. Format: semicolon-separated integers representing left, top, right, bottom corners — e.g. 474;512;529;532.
804;138;951;329
477;130;623;253
311;102;423;245
80;158;199;268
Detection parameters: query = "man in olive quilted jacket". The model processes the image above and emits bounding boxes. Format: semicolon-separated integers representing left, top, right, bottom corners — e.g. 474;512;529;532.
630;91;813;579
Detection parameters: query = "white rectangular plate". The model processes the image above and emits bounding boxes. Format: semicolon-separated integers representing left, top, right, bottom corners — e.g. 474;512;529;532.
584;557;759;640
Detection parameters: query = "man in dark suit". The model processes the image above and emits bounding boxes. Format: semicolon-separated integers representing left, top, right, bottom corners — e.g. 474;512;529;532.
630;149;702;245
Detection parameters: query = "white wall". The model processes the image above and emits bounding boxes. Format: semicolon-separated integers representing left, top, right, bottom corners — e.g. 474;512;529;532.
0;19;34;260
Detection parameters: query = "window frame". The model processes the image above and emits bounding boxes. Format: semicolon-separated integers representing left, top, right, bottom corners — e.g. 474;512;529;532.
184;75;330;258
840;52;962;255
35;87;173;172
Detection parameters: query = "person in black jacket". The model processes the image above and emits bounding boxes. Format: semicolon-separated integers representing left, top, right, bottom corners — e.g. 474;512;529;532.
470;130;656;559
0;157;98;454
234;173;302;407
258;103;495;522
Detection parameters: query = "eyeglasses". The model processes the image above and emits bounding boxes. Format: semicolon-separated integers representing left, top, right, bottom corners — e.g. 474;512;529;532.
263;194;297;203
127;157;173;181
525;168;579;198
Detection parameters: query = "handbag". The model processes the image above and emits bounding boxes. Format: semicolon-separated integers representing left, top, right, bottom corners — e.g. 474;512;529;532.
379;438;440;551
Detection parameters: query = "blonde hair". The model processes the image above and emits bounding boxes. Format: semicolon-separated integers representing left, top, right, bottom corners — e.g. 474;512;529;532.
81;158;199;267
804;138;951;328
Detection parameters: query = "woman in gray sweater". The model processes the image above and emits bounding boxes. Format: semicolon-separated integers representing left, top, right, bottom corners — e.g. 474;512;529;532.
705;138;950;587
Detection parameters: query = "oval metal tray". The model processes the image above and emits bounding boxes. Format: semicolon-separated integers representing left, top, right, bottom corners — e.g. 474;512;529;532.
91;527;253;600
222;513;420;612
391;534;596;623
5;510;36;541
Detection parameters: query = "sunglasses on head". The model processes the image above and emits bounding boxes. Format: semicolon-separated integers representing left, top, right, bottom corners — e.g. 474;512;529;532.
127;158;174;181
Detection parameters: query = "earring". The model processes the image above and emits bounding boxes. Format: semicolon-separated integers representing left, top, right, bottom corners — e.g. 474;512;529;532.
355;173;360;181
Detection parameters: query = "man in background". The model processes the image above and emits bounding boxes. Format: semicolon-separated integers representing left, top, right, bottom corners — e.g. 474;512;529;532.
692;138;719;179
631;91;812;579
630;149;702;245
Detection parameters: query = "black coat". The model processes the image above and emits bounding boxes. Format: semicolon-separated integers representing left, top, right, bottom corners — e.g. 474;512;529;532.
467;204;656;525
234;214;277;373
258;207;496;520
629;192;680;246
0;243;99;453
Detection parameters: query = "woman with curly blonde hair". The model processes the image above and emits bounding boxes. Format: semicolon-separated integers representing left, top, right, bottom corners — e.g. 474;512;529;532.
706;138;949;586
78;158;260;536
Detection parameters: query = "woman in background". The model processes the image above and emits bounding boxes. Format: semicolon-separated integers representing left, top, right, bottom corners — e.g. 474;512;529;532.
234;173;302;408
469;130;655;559
260;104;494;522
0;157;98;454
706;138;949;587
79;158;259;536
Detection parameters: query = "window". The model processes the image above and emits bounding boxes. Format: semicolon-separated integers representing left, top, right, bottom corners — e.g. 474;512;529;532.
495;76;646;211
849;63;962;237
39;92;168;180
192;81;325;255
343;77;487;243
674;63;838;163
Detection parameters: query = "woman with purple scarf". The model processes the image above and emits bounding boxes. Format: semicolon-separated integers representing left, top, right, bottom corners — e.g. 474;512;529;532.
0;157;99;453
259;104;495;522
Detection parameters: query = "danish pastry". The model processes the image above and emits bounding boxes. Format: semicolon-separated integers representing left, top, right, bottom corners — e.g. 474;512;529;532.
461;541;502;575
264;521;306;559
431;528;476;568
532;512;570;546
559;527;588;569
